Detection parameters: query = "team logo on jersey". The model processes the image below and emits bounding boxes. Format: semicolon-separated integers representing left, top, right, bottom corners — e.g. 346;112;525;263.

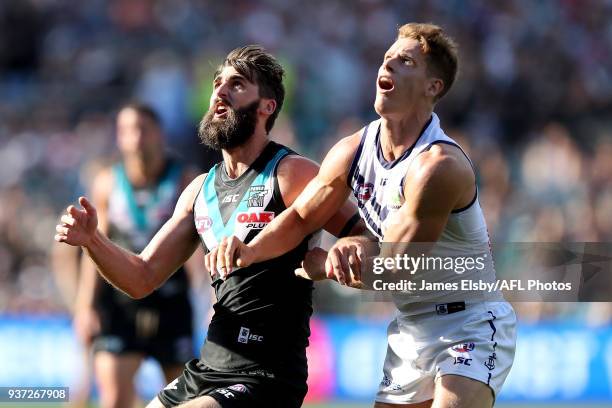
195;216;213;233
236;211;274;229
247;185;268;207
355;182;374;202
452;342;475;353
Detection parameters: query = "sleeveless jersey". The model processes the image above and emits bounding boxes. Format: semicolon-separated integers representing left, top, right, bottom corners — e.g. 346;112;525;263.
193;141;313;381
102;159;190;306
348;113;503;314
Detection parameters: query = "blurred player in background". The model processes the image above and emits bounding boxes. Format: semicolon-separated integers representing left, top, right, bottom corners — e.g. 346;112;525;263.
55;46;363;408
55;103;207;408
210;24;517;408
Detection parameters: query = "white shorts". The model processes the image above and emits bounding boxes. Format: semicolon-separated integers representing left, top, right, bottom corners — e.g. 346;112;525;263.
376;301;516;405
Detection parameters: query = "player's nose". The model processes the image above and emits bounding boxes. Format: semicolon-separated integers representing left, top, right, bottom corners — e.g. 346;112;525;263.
214;81;230;100
381;57;395;74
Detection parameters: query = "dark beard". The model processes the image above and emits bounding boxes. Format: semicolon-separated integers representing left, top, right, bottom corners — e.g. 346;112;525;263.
198;100;259;150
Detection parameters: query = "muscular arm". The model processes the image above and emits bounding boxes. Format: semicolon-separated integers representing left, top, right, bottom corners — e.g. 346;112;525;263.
56;174;205;299
245;133;363;263
381;144;475;253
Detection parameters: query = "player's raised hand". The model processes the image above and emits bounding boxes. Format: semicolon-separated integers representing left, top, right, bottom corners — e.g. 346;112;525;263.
54;197;98;247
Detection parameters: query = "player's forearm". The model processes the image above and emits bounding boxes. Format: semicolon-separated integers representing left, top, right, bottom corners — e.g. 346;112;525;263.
83;230;155;299
249;206;316;263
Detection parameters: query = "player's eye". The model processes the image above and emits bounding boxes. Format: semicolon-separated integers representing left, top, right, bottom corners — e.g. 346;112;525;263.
232;81;244;91
401;56;414;66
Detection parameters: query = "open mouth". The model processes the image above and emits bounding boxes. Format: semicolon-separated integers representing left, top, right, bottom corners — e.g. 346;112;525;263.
214;101;230;118
378;76;394;92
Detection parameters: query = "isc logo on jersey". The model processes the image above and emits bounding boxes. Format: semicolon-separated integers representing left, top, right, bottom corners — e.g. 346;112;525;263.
236;211;274;229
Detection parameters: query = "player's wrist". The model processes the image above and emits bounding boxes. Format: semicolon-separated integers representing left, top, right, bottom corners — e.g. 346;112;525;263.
82;229;103;251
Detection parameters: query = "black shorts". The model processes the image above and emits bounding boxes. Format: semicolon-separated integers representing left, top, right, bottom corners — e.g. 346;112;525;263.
157;359;307;408
93;301;194;365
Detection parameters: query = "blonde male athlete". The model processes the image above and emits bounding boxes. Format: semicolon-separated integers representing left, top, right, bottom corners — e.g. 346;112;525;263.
56;45;362;408
208;24;517;408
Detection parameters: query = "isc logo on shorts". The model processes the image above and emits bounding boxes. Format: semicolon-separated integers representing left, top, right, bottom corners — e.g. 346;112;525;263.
237;326;264;344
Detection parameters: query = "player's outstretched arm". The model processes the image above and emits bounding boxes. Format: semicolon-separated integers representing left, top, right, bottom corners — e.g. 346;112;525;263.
205;132;363;276
55;174;205;299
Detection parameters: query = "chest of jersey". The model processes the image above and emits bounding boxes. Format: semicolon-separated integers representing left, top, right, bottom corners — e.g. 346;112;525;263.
193;147;288;251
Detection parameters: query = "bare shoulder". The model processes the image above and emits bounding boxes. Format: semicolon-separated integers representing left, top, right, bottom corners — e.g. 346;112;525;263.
277;155;319;182
327;129;364;168
176;173;207;215
276;155;320;207
409;143;474;190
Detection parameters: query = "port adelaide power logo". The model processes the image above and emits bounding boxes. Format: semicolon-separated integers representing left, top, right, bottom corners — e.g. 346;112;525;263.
247;185;268;207
235;185;274;229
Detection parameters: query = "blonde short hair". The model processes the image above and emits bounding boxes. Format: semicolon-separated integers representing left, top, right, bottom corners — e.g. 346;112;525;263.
398;23;458;101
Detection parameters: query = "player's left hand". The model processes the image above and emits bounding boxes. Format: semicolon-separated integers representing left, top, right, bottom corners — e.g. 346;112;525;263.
204;235;254;279
295;247;328;281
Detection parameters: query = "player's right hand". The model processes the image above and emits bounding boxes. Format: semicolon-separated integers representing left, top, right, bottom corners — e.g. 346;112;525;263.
326;237;367;286
54;197;98;247
204;235;255;279
73;307;100;346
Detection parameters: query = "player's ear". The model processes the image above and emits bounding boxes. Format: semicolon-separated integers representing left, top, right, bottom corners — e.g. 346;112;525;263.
426;78;444;100
260;99;277;116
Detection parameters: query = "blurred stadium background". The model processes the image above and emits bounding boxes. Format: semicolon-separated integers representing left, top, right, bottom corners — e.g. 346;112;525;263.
0;0;611;406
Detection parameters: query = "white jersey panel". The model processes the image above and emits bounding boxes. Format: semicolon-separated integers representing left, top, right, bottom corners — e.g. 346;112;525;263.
348;113;503;313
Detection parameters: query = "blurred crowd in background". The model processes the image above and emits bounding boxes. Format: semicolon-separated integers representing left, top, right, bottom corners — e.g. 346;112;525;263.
0;0;610;321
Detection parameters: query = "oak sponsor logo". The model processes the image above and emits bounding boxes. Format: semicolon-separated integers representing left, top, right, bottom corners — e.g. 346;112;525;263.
236;211;274;229
195;216;212;233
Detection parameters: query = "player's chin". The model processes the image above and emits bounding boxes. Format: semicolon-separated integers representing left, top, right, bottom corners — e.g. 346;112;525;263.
373;96;394;117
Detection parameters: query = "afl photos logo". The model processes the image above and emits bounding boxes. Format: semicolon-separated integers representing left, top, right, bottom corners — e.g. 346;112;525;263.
195;216;212;233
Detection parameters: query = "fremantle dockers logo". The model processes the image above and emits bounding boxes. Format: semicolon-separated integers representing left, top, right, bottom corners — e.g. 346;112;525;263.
247;185;268;207
484;352;497;370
